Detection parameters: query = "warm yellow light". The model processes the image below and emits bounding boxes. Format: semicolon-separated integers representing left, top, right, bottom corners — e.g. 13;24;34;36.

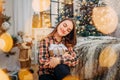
0;38;5;49
92;6;118;34
0;32;13;52
32;13;40;28
32;0;50;12
64;0;73;4
0;69;9;80
18;69;33;80
99;46;117;67
63;75;79;80
0;0;3;12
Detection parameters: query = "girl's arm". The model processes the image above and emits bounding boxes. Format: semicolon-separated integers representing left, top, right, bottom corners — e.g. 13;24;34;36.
38;38;50;68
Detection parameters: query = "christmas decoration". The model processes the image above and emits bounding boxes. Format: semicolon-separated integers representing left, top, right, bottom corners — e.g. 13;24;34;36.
74;0;107;36
17;33;33;69
32;13;40;28
0;69;9;80
58;0;73;21
0;0;5;13
0;0;11;35
11;35;18;47
18;69;33;80
0;32;13;53
99;46;117;67
0;13;11;35
63;75;79;80
92;6;118;34
17;31;24;43
32;0;50;12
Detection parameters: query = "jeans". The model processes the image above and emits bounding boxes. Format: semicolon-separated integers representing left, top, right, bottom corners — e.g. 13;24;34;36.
39;74;57;80
39;64;70;80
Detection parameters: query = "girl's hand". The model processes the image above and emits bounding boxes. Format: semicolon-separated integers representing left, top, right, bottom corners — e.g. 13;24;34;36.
68;47;76;57
63;52;74;59
49;57;60;68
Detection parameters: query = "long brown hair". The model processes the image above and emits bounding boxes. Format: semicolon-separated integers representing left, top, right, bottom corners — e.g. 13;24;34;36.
48;18;77;47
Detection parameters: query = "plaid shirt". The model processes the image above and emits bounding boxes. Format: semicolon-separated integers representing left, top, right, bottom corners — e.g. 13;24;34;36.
38;36;78;75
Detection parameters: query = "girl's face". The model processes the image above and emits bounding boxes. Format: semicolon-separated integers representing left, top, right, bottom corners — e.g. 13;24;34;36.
57;20;73;37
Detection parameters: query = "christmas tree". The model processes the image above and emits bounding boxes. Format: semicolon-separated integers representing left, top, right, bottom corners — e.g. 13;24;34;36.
58;0;106;37
75;0;106;36
58;1;73;22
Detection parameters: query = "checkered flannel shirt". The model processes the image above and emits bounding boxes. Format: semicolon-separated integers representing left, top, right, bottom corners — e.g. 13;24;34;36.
38;36;78;75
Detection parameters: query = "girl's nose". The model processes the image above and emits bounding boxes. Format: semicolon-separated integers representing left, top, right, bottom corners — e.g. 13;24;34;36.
63;27;67;32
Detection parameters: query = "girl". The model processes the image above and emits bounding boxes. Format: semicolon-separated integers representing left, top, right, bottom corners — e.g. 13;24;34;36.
38;18;78;80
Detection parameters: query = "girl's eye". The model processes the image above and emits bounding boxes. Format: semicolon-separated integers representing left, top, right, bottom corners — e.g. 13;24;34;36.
67;29;71;33
63;23;67;27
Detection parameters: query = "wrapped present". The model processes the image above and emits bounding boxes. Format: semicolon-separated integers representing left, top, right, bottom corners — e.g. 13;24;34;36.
49;44;67;57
